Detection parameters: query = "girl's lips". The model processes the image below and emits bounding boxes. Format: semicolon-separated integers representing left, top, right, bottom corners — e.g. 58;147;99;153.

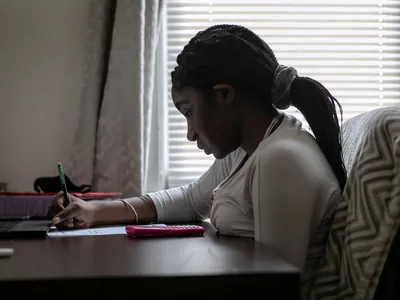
198;142;211;155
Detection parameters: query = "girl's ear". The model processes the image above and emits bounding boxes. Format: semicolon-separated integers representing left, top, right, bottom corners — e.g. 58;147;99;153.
213;84;235;106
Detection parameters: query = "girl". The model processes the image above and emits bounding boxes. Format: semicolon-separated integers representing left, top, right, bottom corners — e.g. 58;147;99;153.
51;24;347;298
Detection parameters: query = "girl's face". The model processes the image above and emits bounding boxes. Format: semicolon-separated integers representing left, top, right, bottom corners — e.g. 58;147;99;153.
171;85;241;159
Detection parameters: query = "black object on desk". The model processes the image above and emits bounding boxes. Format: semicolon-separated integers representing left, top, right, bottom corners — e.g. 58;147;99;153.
0;217;51;239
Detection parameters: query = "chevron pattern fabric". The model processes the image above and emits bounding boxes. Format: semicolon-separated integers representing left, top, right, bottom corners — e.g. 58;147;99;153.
310;106;400;299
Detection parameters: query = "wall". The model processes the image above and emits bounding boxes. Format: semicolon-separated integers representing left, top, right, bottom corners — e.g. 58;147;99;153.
0;0;91;192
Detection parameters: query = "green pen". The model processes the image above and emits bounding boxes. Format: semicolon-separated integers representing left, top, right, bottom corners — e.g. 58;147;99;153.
57;162;70;207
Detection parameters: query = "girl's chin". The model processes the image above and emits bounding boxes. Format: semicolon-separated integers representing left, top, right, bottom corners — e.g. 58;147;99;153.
204;148;212;155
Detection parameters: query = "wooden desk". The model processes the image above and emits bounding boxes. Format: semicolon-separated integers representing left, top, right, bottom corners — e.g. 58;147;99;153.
0;229;300;299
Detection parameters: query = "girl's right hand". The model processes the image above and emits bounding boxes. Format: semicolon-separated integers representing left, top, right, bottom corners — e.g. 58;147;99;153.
48;192;98;230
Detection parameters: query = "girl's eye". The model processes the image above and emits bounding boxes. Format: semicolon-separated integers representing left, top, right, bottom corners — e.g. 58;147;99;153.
184;110;192;117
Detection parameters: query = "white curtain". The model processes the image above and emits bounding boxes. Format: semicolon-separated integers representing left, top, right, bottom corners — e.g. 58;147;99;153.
68;0;165;197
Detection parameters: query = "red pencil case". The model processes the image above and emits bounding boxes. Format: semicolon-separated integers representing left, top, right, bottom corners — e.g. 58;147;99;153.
125;224;205;238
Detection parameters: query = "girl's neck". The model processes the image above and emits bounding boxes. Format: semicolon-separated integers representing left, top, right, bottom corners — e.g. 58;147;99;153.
239;106;280;156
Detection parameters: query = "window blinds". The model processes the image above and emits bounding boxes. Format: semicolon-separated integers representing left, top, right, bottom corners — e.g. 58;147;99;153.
165;0;400;188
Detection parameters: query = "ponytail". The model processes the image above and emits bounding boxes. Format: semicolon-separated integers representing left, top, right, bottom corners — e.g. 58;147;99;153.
290;77;347;191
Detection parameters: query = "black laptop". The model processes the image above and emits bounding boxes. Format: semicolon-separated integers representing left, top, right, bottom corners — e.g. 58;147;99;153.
0;217;52;238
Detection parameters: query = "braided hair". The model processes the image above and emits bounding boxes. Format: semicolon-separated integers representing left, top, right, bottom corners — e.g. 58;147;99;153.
171;24;347;191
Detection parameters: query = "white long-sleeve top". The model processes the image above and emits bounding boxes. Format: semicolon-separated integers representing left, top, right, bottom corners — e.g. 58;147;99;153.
147;114;341;298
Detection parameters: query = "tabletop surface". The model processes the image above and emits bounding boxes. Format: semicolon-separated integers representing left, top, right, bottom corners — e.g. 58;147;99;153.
0;226;299;281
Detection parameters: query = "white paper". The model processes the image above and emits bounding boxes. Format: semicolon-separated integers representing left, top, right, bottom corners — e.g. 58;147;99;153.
47;226;127;237
47;224;166;238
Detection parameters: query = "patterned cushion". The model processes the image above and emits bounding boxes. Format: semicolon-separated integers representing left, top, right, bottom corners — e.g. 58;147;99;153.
310;106;400;299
